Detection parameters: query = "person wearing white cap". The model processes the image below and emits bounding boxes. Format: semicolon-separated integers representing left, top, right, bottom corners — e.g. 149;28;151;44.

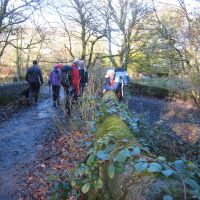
103;68;121;95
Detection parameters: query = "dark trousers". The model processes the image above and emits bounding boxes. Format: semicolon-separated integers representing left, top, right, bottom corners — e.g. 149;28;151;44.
52;85;60;102
30;82;40;103
80;83;85;95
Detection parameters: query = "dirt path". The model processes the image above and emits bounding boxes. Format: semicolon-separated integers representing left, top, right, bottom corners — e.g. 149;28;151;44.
0;87;59;200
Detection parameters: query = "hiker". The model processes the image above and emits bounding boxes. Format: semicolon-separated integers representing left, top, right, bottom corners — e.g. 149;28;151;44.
103;68;121;99
26;60;43;104
60;64;73;115
57;63;63;70
71;59;80;100
78;60;88;95
48;64;61;107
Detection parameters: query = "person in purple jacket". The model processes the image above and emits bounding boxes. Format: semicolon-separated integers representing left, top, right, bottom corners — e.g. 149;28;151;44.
49;64;61;107
26;60;43;104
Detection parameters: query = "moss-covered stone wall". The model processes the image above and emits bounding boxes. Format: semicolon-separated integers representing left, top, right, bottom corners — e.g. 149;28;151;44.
0;81;29;105
86;91;184;200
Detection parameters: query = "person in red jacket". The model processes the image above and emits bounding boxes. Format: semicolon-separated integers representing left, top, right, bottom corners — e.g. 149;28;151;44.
71;59;80;99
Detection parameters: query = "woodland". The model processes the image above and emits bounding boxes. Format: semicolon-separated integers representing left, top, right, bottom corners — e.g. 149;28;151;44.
0;0;200;200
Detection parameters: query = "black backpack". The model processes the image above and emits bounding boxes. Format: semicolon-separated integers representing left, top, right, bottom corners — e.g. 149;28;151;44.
61;65;73;87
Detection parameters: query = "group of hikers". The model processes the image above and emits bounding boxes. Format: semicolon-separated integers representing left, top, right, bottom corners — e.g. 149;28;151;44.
48;59;88;107
25;59;128;108
25;59;88;107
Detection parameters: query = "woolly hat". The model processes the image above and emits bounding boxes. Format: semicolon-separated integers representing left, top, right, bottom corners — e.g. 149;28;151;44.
105;69;115;78
79;60;85;67
57;63;63;69
72;59;79;66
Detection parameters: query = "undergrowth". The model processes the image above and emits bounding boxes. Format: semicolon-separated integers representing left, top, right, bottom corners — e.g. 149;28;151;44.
49;66;199;199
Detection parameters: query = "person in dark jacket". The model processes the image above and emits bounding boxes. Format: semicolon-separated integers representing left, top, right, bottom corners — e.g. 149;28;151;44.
49;64;61;107
103;69;122;99
26;60;43;104
78;60;88;95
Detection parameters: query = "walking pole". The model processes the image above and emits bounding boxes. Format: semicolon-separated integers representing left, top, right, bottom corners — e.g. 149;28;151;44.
121;78;124;98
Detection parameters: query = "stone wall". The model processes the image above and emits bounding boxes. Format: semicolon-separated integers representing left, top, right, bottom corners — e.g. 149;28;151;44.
86;91;184;200
0;81;29;104
129;82;196;105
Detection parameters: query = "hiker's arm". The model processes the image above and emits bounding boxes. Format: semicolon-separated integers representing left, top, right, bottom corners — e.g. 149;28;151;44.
39;69;43;85
85;71;88;84
25;69;30;82
48;71;52;85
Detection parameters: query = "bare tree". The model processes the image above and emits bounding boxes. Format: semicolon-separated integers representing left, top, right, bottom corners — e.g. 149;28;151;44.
0;0;41;58
50;0;107;67
106;0;151;69
151;0;200;105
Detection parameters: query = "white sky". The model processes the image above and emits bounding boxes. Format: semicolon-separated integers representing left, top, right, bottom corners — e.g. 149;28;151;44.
25;0;200;31
154;0;200;9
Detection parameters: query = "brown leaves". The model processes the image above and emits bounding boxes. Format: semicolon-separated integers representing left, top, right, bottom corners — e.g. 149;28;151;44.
19;129;93;199
171;123;200;144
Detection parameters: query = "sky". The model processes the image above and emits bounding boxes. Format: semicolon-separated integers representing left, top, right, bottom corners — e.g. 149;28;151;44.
154;0;200;9
28;0;200;28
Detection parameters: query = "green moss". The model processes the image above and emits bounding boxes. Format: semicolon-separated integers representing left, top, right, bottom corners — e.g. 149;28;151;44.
103;91;118;100
96;114;139;146
0;95;15;105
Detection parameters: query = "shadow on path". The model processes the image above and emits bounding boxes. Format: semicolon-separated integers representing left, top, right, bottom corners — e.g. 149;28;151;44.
0;86;59;200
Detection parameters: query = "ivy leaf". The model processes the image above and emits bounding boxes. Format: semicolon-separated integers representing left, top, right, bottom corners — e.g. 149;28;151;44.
162;169;174;177
115;163;125;173
186;178;199;190
158;156;166;161
87;154;95;166
133;147;141;155
107;108;117;114
113;149;131;163
108;164;115;179
148;162;162;172
82;183;90;193
96;178;103;189
96;150;109;161
174;160;186;173
137;158;147;162
135;162;148;172
163;195;173;200
49;193;57;200
102;136;110;145
104;144;116;154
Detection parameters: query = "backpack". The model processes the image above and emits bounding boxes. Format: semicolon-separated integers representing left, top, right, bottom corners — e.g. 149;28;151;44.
61;65;73;87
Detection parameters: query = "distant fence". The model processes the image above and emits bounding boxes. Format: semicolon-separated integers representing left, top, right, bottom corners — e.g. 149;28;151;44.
0;81;29;105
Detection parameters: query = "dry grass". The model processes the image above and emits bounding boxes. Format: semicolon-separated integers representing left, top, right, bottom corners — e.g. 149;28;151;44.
54;65;105;134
